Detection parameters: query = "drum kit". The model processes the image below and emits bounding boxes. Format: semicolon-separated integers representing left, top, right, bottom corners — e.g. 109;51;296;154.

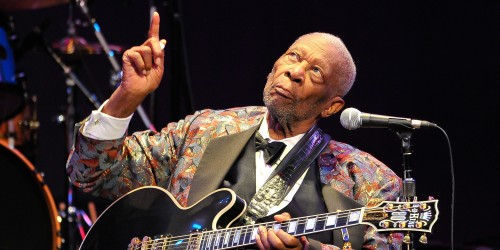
0;0;128;249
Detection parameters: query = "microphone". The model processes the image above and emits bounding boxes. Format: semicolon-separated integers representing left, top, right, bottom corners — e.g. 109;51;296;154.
340;107;437;130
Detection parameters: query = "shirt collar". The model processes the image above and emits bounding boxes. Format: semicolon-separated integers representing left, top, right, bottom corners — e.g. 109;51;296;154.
258;112;304;147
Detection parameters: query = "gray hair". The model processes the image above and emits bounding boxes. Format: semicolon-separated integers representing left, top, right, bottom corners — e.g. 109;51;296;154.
294;32;356;97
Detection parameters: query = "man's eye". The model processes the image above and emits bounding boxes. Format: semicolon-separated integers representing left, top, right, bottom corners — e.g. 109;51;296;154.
288;52;299;60
312;67;322;75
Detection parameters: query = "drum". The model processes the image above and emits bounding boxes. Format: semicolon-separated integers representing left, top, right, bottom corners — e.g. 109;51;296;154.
0;141;62;250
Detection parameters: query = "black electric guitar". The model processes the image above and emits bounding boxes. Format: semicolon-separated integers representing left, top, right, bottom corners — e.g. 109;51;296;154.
79;187;439;249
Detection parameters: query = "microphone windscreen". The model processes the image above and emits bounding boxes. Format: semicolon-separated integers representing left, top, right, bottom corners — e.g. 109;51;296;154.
340;107;362;130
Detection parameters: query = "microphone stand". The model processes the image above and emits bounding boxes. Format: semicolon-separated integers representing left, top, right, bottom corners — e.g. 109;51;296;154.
392;127;419;250
396;129;416;201
76;0;156;131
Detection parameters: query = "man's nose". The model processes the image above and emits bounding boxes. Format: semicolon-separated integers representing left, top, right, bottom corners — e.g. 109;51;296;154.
285;62;307;84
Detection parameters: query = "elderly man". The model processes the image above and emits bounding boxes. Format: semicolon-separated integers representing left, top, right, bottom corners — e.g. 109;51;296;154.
67;12;402;250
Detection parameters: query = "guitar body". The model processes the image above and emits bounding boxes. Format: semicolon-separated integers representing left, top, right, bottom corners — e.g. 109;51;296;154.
80;187;246;250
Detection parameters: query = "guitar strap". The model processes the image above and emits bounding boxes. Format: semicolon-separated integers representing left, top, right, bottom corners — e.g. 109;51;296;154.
241;124;330;225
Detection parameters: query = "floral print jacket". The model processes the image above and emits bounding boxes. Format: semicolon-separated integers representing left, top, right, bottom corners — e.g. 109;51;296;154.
67;106;402;249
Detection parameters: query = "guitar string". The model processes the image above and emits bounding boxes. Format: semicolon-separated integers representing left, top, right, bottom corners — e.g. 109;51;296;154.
130;202;435;249
133;209;377;249
133;209;380;249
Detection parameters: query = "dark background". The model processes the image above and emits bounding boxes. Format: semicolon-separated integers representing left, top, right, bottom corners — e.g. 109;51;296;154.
1;0;499;249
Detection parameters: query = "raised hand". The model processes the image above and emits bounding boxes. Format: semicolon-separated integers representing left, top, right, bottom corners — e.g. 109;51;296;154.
102;11;166;118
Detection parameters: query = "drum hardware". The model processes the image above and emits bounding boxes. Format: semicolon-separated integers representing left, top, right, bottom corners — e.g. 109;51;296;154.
0;141;62;250
46;32;101;250
51;1;124;57
57;189;93;249
76;0;156;131
25;8;102;248
0;73;38;157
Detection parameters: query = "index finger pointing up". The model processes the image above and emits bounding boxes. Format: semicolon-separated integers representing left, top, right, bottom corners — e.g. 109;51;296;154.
148;11;160;38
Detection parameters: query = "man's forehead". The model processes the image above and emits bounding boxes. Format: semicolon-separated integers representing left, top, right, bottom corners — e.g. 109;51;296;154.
287;41;336;66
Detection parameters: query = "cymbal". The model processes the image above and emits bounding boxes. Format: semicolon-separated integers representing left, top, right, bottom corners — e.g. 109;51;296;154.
0;0;69;11
52;36;124;55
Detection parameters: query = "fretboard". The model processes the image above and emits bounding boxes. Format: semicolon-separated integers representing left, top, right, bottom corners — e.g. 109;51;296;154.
145;208;365;250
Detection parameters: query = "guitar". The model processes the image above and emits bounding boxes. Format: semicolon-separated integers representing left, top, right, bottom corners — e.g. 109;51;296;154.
79;186;439;249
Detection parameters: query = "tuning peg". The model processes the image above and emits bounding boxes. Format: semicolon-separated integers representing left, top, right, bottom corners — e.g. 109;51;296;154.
419;203;428;210
142;236;152;245
342;241;352;250
403;233;411;244
386;203;394;210
419;233;428;244
128;237;141;250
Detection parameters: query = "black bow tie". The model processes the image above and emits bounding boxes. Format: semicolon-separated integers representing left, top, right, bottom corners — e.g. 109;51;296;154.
255;132;286;165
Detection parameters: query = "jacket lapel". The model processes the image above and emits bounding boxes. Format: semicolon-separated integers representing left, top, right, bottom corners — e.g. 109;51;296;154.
187;125;259;206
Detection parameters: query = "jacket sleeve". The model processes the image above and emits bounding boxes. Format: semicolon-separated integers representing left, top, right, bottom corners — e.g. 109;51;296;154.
66;111;199;200
317;140;404;249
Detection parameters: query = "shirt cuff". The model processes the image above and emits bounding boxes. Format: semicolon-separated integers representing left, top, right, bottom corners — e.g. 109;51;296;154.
81;99;133;140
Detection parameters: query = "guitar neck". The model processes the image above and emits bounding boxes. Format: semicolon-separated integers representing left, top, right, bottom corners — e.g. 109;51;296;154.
208;208;364;249
146;208;366;250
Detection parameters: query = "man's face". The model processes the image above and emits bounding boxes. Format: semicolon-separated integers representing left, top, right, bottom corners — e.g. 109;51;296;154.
263;34;339;124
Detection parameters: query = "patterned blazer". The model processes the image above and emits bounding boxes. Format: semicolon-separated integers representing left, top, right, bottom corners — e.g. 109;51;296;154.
67;106;402;249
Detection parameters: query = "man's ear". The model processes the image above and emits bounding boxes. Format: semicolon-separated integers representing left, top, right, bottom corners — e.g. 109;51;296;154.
321;96;345;118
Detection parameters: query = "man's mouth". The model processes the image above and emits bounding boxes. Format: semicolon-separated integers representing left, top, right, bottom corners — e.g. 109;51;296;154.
272;85;293;99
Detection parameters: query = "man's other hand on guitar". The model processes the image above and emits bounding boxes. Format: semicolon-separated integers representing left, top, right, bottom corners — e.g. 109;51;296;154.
255;212;310;250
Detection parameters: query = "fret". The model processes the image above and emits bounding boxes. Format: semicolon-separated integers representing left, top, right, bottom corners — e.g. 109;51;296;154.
242;226;258;244
305;217;317;231
222;229;231;247
200;232;210;250
296;218;306;234
325;214;337;228
198;234;206;250
272;223;281;232
336;213;348;227
153;238;166;249
280;223;289;234
189;232;202;250
315;216;326;231
246;226;258;244
348;210;361;225
208;232;215;250
213;232;222;249
164;235;172;250
230;228;239;248
287;220;298;234
232;228;242;246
